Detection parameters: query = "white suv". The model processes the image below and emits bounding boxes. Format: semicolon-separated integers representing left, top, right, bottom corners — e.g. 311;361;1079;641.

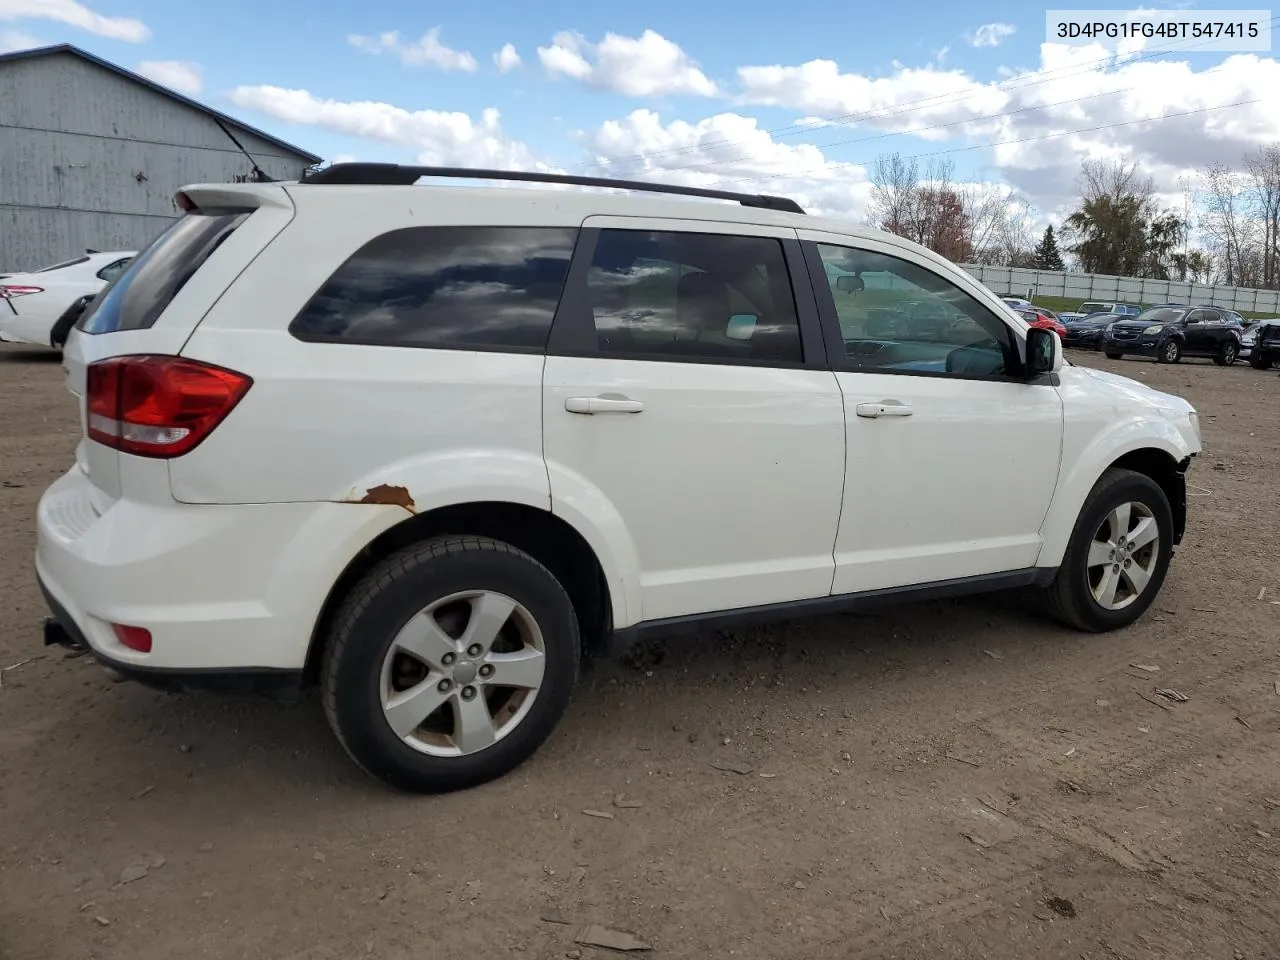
37;164;1202;793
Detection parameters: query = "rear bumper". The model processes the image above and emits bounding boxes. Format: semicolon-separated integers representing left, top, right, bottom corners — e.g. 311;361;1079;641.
41;584;303;701
35;464;397;674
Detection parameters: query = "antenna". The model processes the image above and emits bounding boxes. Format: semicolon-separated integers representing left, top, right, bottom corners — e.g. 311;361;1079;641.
212;116;274;183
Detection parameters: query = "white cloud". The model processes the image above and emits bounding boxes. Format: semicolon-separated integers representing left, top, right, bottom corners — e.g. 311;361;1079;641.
494;42;521;73
0;0;148;42
136;60;202;96
227;85;543;170
348;27;477;72
970;22;1016;47
537;29;718;97
0;26;39;51
581;109;873;219
737;58;1007;137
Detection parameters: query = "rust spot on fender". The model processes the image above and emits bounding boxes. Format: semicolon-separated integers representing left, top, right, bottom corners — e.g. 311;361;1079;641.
351;484;416;514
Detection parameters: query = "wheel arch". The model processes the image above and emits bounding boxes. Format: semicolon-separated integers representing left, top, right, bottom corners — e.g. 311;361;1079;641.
302;502;616;685
1038;432;1191;568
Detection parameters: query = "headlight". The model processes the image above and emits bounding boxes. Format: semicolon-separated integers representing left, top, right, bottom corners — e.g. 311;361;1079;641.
1143;324;1164;334
1189;412;1201;443
1105;323;1115;334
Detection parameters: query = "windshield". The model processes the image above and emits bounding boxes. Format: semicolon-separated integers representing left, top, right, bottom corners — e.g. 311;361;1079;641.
1133;307;1184;324
32;255;91;273
1079;302;1111;313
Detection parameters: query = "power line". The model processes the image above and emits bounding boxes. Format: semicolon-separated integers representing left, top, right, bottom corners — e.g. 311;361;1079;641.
575;18;1280;174
714;98;1264;187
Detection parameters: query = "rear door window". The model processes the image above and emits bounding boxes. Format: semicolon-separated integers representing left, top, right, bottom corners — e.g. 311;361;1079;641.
77;210;251;335
289;226;578;351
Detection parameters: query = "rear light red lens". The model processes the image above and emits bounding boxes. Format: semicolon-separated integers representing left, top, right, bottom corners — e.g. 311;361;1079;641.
111;624;153;653
86;355;252;458
0;284;43;298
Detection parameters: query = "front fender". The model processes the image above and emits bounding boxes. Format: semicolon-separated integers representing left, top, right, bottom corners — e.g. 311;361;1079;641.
1037;416;1194;568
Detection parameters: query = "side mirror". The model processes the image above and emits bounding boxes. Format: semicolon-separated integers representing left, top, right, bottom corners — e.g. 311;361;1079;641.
1025;326;1062;377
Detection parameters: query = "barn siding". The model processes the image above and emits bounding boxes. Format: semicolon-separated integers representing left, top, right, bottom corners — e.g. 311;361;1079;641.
0;50;316;271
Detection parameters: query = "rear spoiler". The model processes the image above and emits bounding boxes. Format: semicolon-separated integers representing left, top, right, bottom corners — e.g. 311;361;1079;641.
174;182;295;213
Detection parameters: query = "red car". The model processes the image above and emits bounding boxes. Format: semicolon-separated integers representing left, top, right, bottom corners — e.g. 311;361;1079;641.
1019;309;1067;340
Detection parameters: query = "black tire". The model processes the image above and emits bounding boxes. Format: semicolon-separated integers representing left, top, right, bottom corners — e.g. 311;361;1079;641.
1157;339;1181;364
1252;354;1273;370
1104;352;1123;360
1213;341;1238;366
322;536;581;793
1037;468;1173;633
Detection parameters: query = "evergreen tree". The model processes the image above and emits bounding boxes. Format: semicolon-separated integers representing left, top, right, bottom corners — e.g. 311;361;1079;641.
1035;225;1065;270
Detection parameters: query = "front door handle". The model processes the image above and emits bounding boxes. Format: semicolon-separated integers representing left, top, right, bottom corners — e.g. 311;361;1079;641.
565;395;645;415
855;401;914;418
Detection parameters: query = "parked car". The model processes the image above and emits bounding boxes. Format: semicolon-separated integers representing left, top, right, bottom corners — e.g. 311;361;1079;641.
0;251;135;350
1060;301;1142;322
1102;306;1243;365
37;164;1202;794
1240;319;1278;360
1248;320;1280;369
1060;312;1123;350
1001;296;1033;311
1018;309;1067;339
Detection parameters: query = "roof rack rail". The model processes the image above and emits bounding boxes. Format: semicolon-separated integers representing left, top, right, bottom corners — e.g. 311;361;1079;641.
299;163;806;214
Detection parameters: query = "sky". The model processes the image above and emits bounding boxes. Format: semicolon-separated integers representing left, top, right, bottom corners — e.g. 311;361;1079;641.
2;0;1279;227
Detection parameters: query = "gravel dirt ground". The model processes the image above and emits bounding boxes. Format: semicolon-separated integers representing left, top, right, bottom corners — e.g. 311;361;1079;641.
1;343;1278;960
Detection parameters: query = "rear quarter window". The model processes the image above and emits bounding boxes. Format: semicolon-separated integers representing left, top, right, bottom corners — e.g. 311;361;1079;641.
77;210;251;335
289;226;578;352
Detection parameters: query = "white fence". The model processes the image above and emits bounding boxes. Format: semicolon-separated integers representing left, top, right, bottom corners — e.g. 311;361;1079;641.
959;264;1280;315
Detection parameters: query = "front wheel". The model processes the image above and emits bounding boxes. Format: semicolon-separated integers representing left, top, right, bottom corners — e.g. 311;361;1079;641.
1157;339;1182;364
322;536;581;793
1214;342;1238;366
1104;351;1124;360
1037;468;1173;632
1252;354;1273;370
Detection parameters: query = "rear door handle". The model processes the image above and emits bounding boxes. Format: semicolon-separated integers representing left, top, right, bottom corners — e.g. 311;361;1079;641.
565;395;645;415
855;401;914;418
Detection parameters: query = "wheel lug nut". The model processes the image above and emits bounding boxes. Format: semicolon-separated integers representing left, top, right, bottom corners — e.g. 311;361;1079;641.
467;644;482;658
461;686;476;700
479;664;495;679
442;653;456;666
438;679;452;693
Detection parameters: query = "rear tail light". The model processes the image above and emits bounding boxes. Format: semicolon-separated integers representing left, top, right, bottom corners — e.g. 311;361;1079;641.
86;355;252;458
111;623;153;654
0;284;43;298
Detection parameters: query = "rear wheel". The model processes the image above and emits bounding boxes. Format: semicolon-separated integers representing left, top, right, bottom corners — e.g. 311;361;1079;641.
1214;342;1238;366
1252;353;1273;370
322;536;581;793
1104;352;1124;360
1157;339;1181;364
1037;468;1173;632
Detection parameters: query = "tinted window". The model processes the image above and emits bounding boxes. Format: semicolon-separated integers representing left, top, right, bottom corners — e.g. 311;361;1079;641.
291;226;576;350
815;243;1020;378
585;230;803;364
96;258;132;283
78;211;250;334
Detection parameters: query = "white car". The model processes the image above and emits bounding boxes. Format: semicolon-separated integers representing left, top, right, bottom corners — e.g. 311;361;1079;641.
37;166;1202;794
0;251;134;349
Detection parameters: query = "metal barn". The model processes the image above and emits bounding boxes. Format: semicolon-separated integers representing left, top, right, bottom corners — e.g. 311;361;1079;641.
0;44;321;272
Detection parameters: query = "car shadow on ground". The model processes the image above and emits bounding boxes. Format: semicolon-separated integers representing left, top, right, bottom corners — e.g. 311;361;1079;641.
0;346;60;364
40;590;1071;808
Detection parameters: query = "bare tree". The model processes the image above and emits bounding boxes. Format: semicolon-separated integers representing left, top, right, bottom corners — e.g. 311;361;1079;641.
1201;163;1257;286
1244;145;1280;288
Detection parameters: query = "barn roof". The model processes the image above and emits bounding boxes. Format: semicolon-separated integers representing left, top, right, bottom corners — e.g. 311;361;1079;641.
0;43;322;164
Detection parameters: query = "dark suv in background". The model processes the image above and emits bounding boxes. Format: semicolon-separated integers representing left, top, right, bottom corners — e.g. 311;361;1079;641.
1102;306;1243;365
